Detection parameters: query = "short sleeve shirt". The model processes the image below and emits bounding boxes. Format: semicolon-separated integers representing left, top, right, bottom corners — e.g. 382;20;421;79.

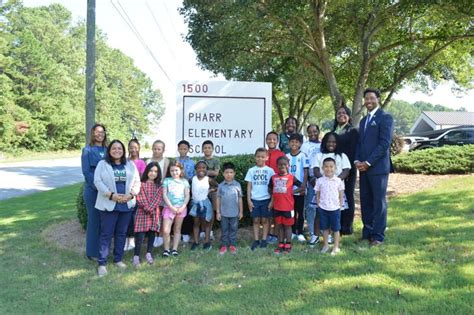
245;166;275;200
163;177;189;207
203;157;220;178
217;180;242;217
286;151;309;194
315;176;345;211
301;141;321;175
265;149;286;174
177;156;195;180
269;174;302;211
310;152;351;176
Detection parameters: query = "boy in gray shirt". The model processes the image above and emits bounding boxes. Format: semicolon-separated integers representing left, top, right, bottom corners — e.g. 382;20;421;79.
216;162;243;254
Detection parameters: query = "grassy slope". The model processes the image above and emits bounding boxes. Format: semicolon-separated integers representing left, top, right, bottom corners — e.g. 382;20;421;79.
0;177;473;314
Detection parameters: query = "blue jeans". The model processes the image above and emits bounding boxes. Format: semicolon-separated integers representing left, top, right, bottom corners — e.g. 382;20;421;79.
98;211;132;266
220;216;238;246
84;185;100;257
304;183;317;235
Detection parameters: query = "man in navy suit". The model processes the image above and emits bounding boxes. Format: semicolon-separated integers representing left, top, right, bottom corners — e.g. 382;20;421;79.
355;88;394;246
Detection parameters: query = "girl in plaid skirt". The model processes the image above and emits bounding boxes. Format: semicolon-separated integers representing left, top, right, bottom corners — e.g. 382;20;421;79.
133;162;163;266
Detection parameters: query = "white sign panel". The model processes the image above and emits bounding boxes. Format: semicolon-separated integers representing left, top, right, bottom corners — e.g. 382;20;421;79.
176;81;272;156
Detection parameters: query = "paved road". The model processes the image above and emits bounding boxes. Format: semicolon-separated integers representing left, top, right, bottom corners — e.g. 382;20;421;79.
0;157;83;200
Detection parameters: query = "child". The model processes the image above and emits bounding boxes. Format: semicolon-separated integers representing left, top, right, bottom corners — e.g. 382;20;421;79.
264;131;285;243
300;124;321;246
286;133;308;243
189;161;218;250
202;140;220;241
245;148;275;250
265;131;286;174
315;157;345;255
176;140;195;243
161;161;190;257
147;140;170;183
176;140;195;180
269;156;303;254
279;117;298;154
133;162;163;266
216;162;243;254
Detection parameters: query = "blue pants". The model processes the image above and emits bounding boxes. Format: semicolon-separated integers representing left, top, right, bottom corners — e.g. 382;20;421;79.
220;216;238;246
83;185;100;258
360;173;388;242
98;211;132;266
305;183;317;235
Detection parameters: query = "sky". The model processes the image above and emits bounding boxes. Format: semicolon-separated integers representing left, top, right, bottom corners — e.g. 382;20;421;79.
21;0;474;127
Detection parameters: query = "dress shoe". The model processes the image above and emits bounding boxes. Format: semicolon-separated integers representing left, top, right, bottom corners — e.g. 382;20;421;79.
369;240;383;247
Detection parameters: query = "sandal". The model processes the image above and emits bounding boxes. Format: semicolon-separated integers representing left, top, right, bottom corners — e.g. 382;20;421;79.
162;250;170;258
171;249;179;257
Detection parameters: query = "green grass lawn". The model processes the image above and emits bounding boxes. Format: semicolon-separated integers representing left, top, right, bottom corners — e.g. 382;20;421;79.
1;177;473;314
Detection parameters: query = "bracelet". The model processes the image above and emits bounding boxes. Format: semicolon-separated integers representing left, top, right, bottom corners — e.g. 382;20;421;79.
109;192;114;200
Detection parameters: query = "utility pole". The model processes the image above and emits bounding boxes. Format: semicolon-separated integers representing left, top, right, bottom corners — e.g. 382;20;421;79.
85;0;96;142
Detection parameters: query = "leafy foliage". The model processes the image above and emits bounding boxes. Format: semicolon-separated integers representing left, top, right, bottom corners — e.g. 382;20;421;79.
393;145;474;174
76;183;87;230
0;2;163;152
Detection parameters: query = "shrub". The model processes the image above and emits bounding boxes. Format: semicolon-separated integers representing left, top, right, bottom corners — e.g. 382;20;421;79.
393;145;474;174
77;184;87;230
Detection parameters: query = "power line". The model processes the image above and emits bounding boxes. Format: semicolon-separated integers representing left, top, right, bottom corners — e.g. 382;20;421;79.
145;1;178;63
110;0;173;83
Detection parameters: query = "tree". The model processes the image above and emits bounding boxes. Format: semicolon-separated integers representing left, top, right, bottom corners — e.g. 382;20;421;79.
0;2;163;152
180;0;473;124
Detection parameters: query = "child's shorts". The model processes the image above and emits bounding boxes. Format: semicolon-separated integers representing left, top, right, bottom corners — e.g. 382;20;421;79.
319;208;341;232
162;206;187;220
250;199;272;218
273;209;295;226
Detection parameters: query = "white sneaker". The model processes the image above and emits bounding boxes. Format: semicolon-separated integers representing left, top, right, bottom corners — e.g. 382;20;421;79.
320;245;330;253
328;234;333;244
210;231;215;240
297;234;306;242
98;266;107;277
308;234;320;246
199;232;205;240
153;236;163;248
114;261;127;269
182;234;190;243
331;247;341;256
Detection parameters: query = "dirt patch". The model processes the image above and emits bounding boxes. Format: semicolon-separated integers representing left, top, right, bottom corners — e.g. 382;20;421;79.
43;174;471;255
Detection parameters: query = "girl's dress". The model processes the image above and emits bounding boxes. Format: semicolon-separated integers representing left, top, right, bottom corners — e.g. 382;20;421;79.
135;181;163;232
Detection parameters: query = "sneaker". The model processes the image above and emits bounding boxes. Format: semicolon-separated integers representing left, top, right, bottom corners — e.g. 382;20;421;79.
328;234;333;244
154;237;163;248
199;232;205;240
171;250;179;257
284;243;292;253
229;245;237;254
274;243;285;254
297;234;306;242
291;233;298;240
145;252;154;265
182;234;190;243
162;250;170;258
132;255;141;267
250;240;260;251
320;245;330;253
266;234;278;244
203;242;212;251
331;247;341;256
259;240;268;248
191;242;199;251
219;246;227;255
308;234;320;247
210;231;215;240
114;261;127;269
98;265;107;277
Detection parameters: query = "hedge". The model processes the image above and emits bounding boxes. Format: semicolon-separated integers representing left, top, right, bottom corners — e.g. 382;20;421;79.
393;145;474;175
76;154;256;230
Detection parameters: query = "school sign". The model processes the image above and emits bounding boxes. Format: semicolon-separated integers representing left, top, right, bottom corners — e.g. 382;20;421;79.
176;81;272;156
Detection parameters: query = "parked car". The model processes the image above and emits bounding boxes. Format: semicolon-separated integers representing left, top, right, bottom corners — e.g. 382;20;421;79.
401;136;428;152
409;127;474;151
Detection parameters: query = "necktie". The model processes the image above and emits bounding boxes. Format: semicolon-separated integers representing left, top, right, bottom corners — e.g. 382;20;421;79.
364;114;371;131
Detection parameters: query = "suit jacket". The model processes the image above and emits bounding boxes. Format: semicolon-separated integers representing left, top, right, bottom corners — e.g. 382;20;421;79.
355;108;394;175
93;160;141;211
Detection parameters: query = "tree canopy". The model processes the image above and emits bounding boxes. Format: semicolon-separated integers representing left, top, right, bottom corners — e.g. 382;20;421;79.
0;1;163;152
180;0;473;127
